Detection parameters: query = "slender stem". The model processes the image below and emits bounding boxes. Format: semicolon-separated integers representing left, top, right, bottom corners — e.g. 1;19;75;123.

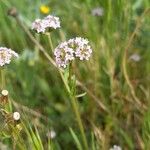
1;69;5;90
47;34;88;149
59;70;70;94
13;139;16;150
122;9;149;108
61;71;88;149
70;95;88;150
47;33;54;51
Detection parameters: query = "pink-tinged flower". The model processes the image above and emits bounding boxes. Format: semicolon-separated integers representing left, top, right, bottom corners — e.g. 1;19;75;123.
54;41;74;68
0;47;19;66
31;15;60;33
31;19;46;33
43;15;60;29
74;37;92;60
54;37;92;68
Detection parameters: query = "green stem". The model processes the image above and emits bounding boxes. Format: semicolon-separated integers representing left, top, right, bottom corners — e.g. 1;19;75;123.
47;35;88;149
67;64;88;149
70;94;88;150
47;33;54;51
122;9;149;109
1;69;5;90
61;73;88;149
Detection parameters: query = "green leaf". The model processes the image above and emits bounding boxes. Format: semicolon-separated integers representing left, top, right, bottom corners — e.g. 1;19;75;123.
76;92;87;98
69;128;83;150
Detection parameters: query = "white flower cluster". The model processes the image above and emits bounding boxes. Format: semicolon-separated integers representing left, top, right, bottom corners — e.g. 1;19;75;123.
32;15;60;33
0;47;19;66
54;37;92;68
109;145;122;150
91;7;104;16
129;53;141;62
46;130;56;139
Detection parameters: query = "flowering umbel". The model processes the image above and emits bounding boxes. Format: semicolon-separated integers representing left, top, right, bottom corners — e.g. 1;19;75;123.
32;15;60;33
54;37;92;68
0;47;19;66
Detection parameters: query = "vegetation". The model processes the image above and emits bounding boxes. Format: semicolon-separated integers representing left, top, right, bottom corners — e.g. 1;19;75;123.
0;0;150;149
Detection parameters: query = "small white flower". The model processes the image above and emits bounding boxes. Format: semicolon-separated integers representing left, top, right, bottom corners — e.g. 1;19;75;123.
109;145;122;150
0;47;19;66
46;130;56;139
129;53;141;62
91;7;104;16
1;90;8;96
13;112;20;121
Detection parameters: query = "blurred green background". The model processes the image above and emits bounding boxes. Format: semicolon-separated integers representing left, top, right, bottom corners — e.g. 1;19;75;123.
0;0;150;149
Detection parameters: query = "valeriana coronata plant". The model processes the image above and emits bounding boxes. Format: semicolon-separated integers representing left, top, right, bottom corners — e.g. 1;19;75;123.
0;47;19;66
54;37;92;68
32;15;60;33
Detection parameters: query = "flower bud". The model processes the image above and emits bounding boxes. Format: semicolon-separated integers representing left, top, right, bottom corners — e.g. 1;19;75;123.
13;112;20;121
7;7;18;17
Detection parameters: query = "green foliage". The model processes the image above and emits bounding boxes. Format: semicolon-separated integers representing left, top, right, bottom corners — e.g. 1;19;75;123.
0;0;150;149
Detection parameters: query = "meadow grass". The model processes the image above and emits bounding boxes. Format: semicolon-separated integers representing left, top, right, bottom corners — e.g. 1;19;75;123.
0;0;150;149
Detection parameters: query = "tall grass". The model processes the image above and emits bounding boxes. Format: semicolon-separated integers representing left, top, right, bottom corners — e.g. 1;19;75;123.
0;0;150;149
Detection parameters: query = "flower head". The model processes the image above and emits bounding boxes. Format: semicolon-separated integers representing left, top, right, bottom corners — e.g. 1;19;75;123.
32;15;60;33
40;5;50;14
91;7;104;16
129;53;141;62
73;37;92;60
13;112;20;121
31;19;46;33
109;145;122;150
44;15;60;29
1;90;8;96
54;41;74;68
54;37;92;68
46;130;56;139
0;47;18;66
